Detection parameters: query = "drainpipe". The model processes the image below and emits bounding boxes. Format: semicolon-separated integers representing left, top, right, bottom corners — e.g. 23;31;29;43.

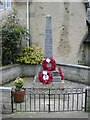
26;0;29;47
29;1;31;46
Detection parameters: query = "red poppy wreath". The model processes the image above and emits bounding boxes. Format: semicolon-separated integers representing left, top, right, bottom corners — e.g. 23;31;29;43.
58;66;64;80
38;71;53;84
42;58;56;71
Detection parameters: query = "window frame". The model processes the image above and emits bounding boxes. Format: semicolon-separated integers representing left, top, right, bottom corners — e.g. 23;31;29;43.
0;0;4;11
5;0;11;9
0;0;11;11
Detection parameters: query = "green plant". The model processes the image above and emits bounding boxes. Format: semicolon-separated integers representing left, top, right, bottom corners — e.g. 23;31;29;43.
14;77;24;91
2;10;28;66
16;45;44;65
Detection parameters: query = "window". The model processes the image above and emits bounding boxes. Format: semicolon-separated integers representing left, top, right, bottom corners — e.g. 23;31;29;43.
5;0;11;9
0;0;4;11
0;0;11;11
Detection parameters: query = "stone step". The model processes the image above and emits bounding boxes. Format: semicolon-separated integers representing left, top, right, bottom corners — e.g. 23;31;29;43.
33;81;64;89
53;76;61;82
34;67;63;83
34;75;62;82
52;71;60;76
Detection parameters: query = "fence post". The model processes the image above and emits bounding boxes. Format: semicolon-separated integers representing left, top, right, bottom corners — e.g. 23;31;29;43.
85;87;90;112
85;89;87;112
11;89;14;113
48;89;50;112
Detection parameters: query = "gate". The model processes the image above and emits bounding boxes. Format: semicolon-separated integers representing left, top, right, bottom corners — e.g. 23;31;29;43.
12;88;85;112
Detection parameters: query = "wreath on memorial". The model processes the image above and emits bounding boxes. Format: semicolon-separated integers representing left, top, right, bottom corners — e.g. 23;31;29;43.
58;66;64;80
42;57;56;71
38;71;53;84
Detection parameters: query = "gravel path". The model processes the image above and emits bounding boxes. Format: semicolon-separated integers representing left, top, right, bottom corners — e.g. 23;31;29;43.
4;77;88;89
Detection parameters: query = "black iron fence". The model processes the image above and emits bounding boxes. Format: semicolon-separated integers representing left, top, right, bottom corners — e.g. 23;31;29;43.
85;88;90;112
11;88;86;112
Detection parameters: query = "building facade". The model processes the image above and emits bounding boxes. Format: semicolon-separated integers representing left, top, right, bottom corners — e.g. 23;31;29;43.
0;1;89;65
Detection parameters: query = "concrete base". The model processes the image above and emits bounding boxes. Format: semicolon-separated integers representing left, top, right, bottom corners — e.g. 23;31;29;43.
33;81;64;89
34;67;64;88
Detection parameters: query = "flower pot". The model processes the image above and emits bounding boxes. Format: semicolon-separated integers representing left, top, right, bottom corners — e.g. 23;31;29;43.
14;90;25;103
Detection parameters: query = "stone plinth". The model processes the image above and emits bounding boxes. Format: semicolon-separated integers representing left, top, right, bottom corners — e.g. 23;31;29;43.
33;69;64;89
0;87;12;114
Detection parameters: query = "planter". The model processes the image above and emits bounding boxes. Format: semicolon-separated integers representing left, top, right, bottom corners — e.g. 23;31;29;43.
14;90;25;103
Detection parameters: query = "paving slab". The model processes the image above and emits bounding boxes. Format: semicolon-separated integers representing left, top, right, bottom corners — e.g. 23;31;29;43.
2;111;89;118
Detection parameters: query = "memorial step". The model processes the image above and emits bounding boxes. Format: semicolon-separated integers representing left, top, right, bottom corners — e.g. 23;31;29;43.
34;75;62;82
52;71;60;76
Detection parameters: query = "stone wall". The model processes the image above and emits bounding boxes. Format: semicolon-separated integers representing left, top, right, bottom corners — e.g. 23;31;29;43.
12;2;28;46
57;63;90;84
0;64;41;85
21;64;41;77
12;2;27;26
0;63;90;85
10;2;88;64
29;2;87;64
0;86;12;114
1;64;22;85
0;2;88;65
0;63;89;114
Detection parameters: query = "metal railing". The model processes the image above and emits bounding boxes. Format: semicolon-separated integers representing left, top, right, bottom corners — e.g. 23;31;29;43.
12;88;85;112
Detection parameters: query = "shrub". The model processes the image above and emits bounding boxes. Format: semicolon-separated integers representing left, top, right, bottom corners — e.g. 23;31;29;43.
16;45;44;65
2;10;28;66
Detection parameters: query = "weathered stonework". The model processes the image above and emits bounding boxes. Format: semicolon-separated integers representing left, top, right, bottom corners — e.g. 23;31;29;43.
1;64;22;85
0;63;90;85
0;87;12;114
0;2;88;65
29;2;87;64
58;2;71;57
21;64;41;77
57;63;90;84
0;63;89;114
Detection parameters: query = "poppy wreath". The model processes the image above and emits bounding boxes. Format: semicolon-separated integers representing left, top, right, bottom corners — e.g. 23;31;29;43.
38;71;53;84
42;57;56;71
58;66;64;80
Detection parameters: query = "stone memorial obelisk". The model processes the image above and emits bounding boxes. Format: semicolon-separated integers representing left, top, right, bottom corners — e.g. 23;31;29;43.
44;15;53;58
44;15;63;82
34;15;64;88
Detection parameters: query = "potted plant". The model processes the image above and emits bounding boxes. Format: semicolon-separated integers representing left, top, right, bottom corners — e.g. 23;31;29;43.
13;77;25;103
